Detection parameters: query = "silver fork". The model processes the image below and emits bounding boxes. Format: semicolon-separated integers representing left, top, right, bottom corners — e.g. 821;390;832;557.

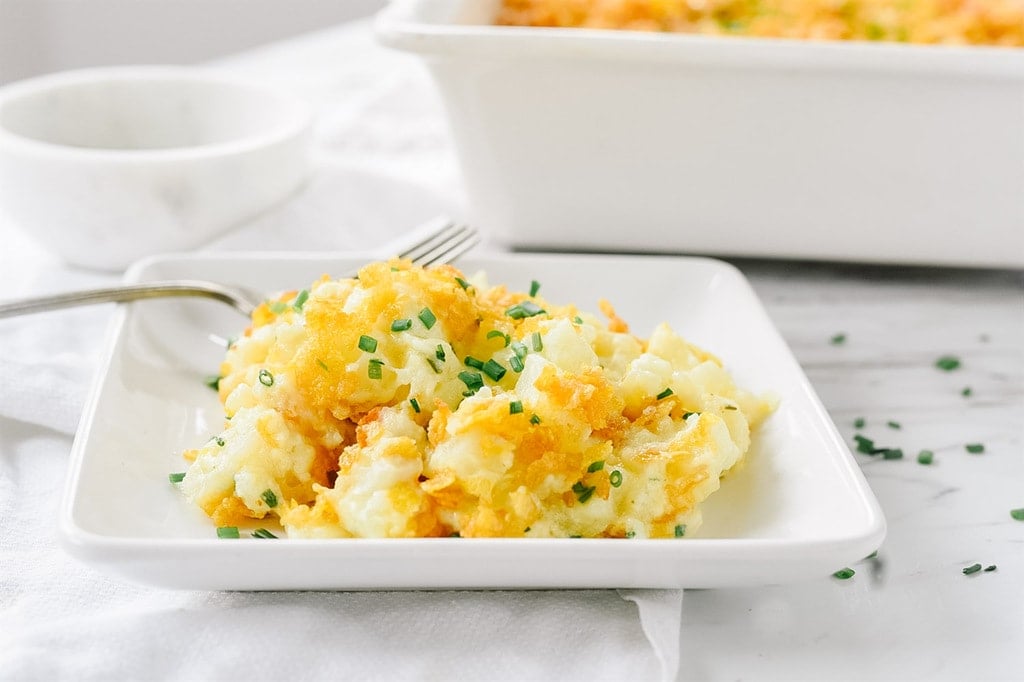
0;219;478;319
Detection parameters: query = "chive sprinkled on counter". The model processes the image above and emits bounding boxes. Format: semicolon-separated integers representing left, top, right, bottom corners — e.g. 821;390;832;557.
217;526;240;539
936;355;961;371
252;528;278;539
358;335;378;353
368;359;384;380
418;307;437;329
656;388;674;400
832;568;855;580
882;448;904;460
529;280;541;297
854;417;865;429
261;489;278;508
588;460;605;473
293;289;309;311
482;359;507;382
917;450;934;465
984;565;997;572
506;301;546;319
391;318;412;332
674;524;686;537
961;387;972;397
962;563;982;575
410;398;421;413
965;443;985;454
830;333;846;345
854;435;875;454
168;472;186;484
509;400;523;415
609;470;623;487
887;420;901;429
258;369;274;387
1011;508;1024;521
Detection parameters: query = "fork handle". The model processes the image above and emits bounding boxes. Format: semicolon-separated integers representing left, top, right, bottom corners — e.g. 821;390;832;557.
0;281;250;319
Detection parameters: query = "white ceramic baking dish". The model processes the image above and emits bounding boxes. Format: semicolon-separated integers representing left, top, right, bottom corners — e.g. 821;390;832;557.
376;0;1024;268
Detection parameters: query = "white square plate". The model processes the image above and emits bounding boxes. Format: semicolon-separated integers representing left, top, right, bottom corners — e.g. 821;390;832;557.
59;252;885;590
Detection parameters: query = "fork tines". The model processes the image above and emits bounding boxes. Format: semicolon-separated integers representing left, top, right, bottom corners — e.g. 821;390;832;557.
398;220;479;268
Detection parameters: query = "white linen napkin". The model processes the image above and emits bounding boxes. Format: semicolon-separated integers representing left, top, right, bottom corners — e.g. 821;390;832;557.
0;19;685;681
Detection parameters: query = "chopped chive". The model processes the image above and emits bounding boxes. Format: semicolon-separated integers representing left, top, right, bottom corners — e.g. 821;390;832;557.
391;318;412;332
984;564;997;572
723;405;737;411
458;371;484;394
609;470;623;487
674;524;686;537
965;443;985;454
252;528;278;539
832;568;855;580
168;472;186;484
936;355;961;371
509;355;525;373
529;280;541;297
962;563;982;575
418;308;437;329
854;434;875;454
450;532;461;538
511;341;529;359
258;369;274;387
509;400;523;415
391;266;400;272
682;411;698;420
587;460;605;473
204;375;221;391
506;301;546;319
368;359;384;380
854;417;865;429
226;336;238;349
887;420;901;429
358;335;378;353
261;489;278;508
1011;508;1024;521
830;333;847;345
293;289;309;311
882;448;904;460
656;388;674;400
524;527;531;533
435;344;446;361
487;329;510;346
625;530;636;538
531;332;543;352
214;437;225;447
571;481;596;504
410;398;421;413
217;526;240;539
865;551;878;560
961;387;972;397
530;414;541;425
316;359;329;372
917;450;934;465
268;301;289;314
425;357;442;374
464;356;484;370
482;359;507;382
455;277;471;290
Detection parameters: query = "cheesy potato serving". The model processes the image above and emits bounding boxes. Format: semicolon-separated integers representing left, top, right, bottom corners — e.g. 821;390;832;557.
497;0;1024;48
180;260;774;539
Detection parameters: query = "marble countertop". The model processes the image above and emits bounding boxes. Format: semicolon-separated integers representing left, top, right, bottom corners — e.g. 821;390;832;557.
0;18;1021;682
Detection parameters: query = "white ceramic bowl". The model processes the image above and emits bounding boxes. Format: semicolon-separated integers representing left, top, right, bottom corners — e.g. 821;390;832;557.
0;66;311;269
377;0;1024;268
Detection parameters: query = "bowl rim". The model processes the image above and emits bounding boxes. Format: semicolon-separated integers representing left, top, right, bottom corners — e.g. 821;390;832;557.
375;0;1024;77
0;64;312;162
